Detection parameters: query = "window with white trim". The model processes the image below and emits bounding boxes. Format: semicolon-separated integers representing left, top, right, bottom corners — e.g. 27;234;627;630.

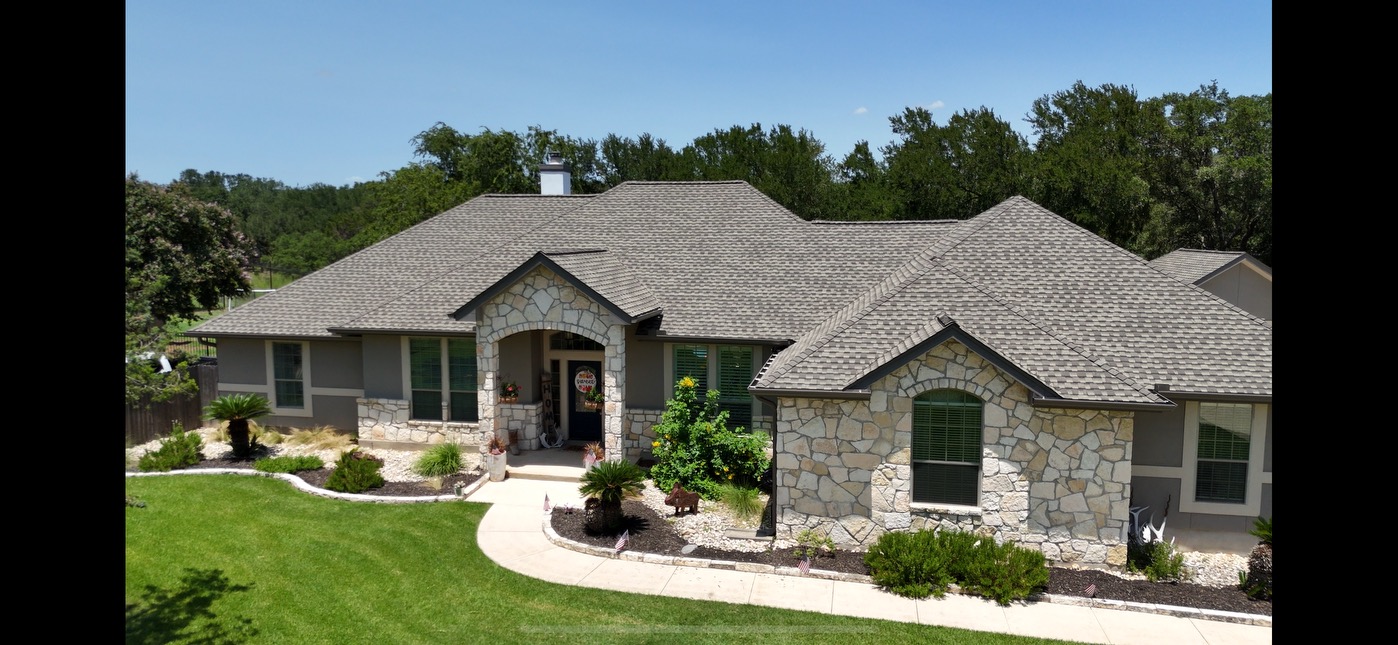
912;389;981;506
670;343;756;429
271;342;305;409
1195;402;1251;504
409;337;477;422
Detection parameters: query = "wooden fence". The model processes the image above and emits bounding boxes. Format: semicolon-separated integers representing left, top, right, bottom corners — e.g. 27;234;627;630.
125;362;220;446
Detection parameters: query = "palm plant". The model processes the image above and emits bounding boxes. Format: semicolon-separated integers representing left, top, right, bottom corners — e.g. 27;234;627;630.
205;393;273;459
577;459;646;532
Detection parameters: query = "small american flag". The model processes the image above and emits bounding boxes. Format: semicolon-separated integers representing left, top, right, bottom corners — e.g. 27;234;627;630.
798;556;810;575
1084;583;1097;598
544;493;551;512
615;530;629;554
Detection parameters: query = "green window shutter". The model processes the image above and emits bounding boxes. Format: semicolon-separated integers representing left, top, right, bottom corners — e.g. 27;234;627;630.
911;390;982;505
673;344;709;396
409;338;442;420
448;339;477;422
1196;403;1251;503
717;345;753;429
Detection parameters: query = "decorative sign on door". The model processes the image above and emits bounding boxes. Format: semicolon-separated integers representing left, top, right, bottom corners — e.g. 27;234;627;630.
573;367;597;393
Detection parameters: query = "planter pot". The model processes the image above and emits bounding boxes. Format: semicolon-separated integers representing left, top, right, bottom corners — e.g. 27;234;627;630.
583;400;601;411
485;452;507;481
499;396;518;404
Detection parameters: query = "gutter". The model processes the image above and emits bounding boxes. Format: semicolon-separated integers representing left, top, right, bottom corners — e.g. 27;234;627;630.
749;387;872;400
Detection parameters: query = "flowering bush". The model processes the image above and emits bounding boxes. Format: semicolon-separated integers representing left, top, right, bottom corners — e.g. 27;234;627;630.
649;377;770;500
501;381;520;399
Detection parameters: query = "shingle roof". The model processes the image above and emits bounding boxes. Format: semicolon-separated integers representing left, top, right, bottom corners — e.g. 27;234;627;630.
191;194;593;338
755;198;1270;403
325;181;955;340
193;184;1270;403
1149;248;1271;285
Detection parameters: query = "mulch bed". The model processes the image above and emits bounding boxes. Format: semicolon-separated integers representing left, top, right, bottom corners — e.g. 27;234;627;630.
549;499;1271;617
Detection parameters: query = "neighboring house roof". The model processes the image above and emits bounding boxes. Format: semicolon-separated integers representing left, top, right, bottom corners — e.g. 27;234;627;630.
1149;248;1272;285
192;182;1271;404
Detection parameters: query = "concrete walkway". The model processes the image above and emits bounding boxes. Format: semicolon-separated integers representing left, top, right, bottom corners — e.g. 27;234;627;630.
471;474;1272;645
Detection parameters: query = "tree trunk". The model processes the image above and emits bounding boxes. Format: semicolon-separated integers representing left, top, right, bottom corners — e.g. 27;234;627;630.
603;499;623;533
229;419;251;458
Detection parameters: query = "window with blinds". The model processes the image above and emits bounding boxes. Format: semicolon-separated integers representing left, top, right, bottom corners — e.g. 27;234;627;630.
912;390;982;506
671;344;757;431
409;337;478;422
717;345;753;429
673;344;709;396
1196;402;1251;503
272;342;305;409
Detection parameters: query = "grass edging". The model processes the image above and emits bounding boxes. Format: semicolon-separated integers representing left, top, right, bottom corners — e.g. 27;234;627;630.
124;467;489;503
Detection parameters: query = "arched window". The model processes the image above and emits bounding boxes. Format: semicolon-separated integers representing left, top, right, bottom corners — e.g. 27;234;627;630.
912;390;982;506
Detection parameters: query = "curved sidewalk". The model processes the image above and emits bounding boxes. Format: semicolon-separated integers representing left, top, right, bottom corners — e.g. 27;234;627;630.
471;477;1272;645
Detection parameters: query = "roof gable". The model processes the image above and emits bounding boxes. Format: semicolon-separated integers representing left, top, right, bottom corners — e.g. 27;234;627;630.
452;250;662;324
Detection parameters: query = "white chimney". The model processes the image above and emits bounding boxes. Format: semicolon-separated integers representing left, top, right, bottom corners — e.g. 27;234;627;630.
539;151;572;195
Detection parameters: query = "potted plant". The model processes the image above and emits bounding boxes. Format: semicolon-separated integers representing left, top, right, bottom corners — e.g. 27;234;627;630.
500;380;520;404
484;434;508;482
582;441;605;470
584;385;604;411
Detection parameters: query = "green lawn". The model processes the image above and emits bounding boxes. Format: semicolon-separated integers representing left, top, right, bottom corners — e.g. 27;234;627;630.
125;475;1082;645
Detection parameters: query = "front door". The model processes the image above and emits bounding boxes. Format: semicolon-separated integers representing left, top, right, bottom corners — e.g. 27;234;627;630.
568;361;602;442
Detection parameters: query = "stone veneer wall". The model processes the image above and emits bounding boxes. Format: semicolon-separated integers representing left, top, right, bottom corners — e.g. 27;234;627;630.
623;408;664;457
774;339;1134;568
498;401;543;450
474;266;629;460
356;397;485;469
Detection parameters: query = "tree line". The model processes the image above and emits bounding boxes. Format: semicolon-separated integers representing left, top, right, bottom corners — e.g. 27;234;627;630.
145;79;1274;291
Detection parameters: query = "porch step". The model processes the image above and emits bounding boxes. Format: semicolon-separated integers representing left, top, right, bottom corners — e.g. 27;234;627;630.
506;463;584;482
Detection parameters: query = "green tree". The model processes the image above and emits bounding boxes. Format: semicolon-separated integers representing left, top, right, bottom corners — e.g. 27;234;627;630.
1139;83;1272;265
125;175;255;404
204;393;273;459
680;123;837;219
828;140;896;220
882;107;1031;220
599;133;687;184
1025;82;1161;250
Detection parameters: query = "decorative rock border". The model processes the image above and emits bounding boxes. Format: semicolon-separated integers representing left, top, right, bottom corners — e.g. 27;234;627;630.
540;511;1271;627
124;468;490;503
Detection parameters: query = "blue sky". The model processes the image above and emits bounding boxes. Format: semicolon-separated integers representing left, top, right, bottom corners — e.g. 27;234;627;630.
125;1;1272;188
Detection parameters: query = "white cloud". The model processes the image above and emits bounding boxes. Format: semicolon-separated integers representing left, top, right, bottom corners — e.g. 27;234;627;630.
926;100;945;110
852;107;868;115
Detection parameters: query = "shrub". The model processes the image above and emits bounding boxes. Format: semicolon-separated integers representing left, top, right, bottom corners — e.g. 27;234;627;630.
717;483;764;524
578;459;646;533
254;455;325;474
1243;516;1272;599
1127;539;1186;582
1249;516;1272;545
795;529;836;561
864;529;1048;605
324;448;385;494
649;377;770;500
283;426;353;450
864;530;956;599
960;539;1051;605
412;443;464;478
204;393;273;459
138;422;205;472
